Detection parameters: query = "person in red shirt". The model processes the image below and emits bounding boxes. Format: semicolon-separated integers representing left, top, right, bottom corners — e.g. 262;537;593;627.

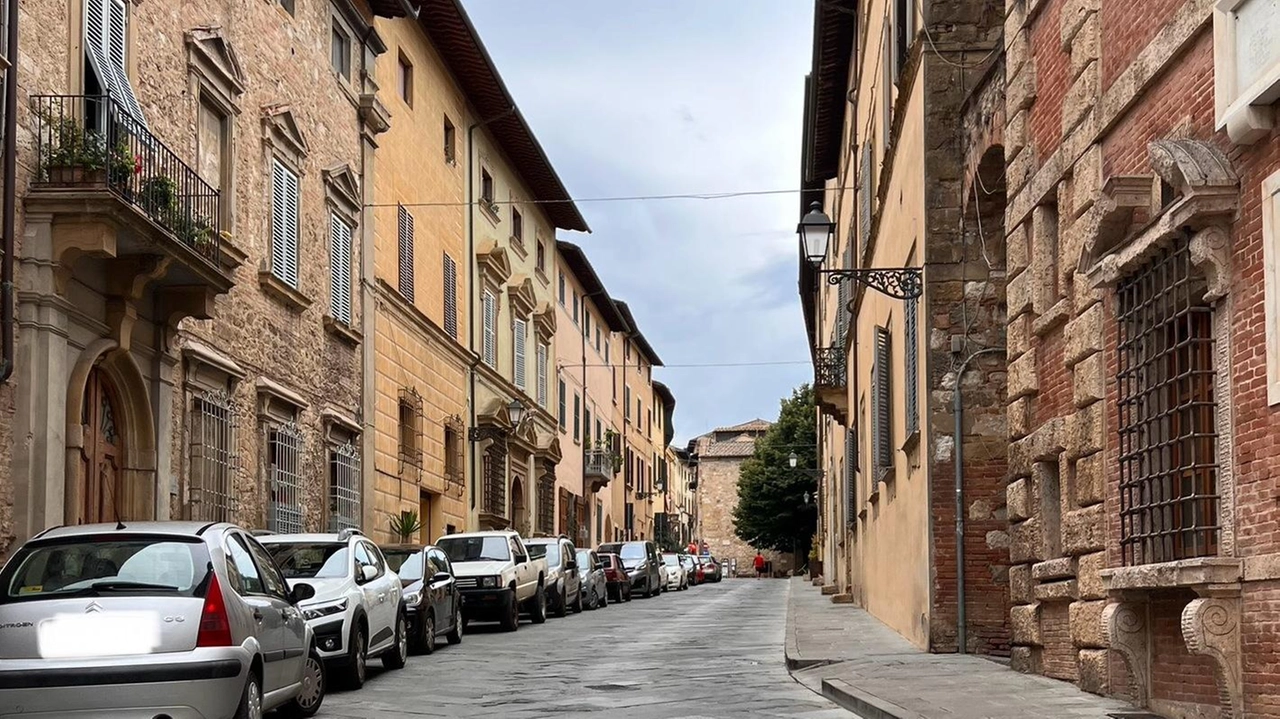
753;551;766;579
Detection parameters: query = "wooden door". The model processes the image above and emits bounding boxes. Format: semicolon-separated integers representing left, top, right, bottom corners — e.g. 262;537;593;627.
81;367;123;524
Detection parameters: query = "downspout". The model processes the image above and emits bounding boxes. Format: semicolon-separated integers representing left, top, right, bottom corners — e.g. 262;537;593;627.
0;0;17;382
357;24;379;533
466;107;515;518
952;346;1003;654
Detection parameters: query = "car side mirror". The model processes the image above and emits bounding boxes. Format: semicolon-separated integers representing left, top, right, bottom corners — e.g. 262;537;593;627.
291;583;316;603
431;571;452;584
360;565;378;583
567;560;578;570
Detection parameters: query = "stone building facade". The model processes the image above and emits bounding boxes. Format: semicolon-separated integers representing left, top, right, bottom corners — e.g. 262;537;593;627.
614;300;662;542
2;0;409;553
799;0;1009;653
691;420;791;575
1002;0;1280;716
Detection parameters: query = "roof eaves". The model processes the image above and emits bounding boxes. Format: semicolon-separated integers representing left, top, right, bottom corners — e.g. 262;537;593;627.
556;241;628;331
806;0;856;184
613;300;663;366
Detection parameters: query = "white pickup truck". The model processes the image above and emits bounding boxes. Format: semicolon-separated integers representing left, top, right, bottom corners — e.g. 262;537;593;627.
434;530;548;632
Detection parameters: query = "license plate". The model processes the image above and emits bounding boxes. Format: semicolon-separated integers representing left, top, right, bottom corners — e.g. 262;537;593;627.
39;611;161;659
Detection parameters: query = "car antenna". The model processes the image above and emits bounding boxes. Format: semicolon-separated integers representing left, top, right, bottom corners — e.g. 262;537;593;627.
116;520;126;530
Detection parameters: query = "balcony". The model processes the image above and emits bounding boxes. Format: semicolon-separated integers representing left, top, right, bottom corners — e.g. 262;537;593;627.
584;449;616;493
814;346;848;422
29;95;237;312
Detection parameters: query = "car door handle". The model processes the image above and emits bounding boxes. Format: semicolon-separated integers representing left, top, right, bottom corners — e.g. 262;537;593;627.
252;609;263;621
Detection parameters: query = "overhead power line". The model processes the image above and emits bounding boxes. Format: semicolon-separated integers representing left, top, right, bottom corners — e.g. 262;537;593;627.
565;360;813;369
365;186;850;209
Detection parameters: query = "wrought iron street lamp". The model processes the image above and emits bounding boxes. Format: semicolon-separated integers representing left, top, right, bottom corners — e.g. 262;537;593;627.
798;201;923;301
468;398;526;443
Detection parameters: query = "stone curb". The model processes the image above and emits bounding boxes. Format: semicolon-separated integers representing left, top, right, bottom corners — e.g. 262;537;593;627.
822;678;923;719
784;578;831;670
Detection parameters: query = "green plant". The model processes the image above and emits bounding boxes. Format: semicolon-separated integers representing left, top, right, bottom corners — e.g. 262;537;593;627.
140;176;177;216
107;139;135;185
386;509;422;542
41;113;108;171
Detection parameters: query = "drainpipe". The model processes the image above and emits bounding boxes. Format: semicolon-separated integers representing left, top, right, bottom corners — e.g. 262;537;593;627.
0;0;18;383
466;107;515;519
953;346;1003;654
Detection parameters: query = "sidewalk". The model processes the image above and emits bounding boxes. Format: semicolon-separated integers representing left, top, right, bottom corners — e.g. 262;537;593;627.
785;578;1133;719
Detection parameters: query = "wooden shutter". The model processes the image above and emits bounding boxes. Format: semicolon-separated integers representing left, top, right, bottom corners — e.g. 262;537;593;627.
836;278;849;344
397;205;415;302
558;379;566;428
329;214;353;325
905;298;918;435
84;0;148;131
482;291;497;366
271;159;299;288
513;319;527;390
845;431;856;524
537;343;548;407
443;253;458;338
875;326;893;472
859;143;873;255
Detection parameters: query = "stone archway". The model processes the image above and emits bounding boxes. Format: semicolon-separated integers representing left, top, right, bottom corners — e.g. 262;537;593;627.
65;340;157;524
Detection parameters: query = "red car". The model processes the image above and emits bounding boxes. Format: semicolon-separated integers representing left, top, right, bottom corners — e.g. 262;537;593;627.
600;552;633;602
679;554;703;585
700;555;722;582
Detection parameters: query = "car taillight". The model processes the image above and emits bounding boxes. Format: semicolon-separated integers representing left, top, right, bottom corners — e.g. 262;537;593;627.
197;573;234;647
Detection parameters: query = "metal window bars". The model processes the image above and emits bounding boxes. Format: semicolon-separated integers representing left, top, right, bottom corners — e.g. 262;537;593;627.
268;421;304;534
482;444;506;518
1117;237;1220;566
328;442;361;532
537;475;556;535
397;387;424;480
189;389;236;522
31;94;221;264
814;346;847;390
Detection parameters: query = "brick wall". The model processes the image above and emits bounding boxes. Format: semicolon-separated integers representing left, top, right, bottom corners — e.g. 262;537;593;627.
1149;593;1220;707
1041;602;1077;681
1099;0;1186;90
1028;0;1068;159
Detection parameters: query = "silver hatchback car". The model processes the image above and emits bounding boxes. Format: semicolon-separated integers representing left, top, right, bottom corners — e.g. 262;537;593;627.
0;521;325;719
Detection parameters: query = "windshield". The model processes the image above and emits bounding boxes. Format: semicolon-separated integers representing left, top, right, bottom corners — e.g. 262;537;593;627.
437;536;510;563
662;555;679;566
0;537;210;602
619;544;646;561
576;550;591;568
383;549;424;581
265;542;350;579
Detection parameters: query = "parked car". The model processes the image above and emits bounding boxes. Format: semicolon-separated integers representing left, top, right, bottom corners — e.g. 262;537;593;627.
576;548;608;609
598;541;662;597
701;555;723;582
661;552;688;591
680;553;702;586
599;553;632;602
381;544;463;654
261;529;406;689
525;536;583;617
0;521;326;718
436;531;547;631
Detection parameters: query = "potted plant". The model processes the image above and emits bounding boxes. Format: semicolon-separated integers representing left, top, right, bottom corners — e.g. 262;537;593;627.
140;175;177;223
41;114;108;184
386;509;422;543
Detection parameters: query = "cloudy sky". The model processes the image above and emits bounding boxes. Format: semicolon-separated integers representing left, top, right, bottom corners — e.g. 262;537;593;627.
463;1;815;444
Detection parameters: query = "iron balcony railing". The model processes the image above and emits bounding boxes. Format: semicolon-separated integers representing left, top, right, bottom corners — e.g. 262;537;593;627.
585;449;616;480
32;94;222;266
814;346;847;389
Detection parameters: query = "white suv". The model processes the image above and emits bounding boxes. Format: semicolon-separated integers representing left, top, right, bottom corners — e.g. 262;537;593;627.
261;529;406;688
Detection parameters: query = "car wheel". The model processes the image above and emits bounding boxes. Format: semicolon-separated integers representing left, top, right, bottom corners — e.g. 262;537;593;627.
420;612;436;655
572;586;584;613
530;585;548;624
446;611;463;645
554;583;568;618
279;650;324;718
346;625;368;690
233;669;263;719
599;587;608;608
500;590;519;632
624;584;632;602
381;612;407;670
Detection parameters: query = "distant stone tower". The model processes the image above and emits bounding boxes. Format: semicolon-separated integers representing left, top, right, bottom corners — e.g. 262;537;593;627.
692;419;792;576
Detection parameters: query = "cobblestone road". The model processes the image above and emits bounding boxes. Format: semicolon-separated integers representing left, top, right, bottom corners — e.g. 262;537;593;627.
320;579;852;719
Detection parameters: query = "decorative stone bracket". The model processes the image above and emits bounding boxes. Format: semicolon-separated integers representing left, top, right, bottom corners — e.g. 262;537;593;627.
1183;593;1244;719
1102;600;1149;706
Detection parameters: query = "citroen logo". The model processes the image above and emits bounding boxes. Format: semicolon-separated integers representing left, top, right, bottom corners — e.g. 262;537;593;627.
84;601;103;613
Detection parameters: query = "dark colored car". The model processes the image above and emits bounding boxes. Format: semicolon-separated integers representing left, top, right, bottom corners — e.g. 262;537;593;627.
701;555;723;582
679;553;702;586
599;553;632;602
381;544;463;654
599;541;662;597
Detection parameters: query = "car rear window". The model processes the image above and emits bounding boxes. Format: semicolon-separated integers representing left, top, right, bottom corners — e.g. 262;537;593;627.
383;549;424;581
264;542;350;579
0;535;211;603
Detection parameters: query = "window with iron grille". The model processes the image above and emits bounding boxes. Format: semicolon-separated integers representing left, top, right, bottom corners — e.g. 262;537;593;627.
397;204;415;302
905;298;919;436
190;389;236;522
328;441;360;531
398;387;424;478
1117;238;1219;566
483;445;506;517
443;253;458;339
444;422;464;496
872;326;893;476
537;476;555;535
268;421;304;534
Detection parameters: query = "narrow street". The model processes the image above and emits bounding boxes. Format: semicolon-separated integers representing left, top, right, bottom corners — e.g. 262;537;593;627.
323;581;851;719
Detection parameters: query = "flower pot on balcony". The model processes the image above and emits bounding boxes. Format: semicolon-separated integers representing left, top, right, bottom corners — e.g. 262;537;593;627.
47;165;106;186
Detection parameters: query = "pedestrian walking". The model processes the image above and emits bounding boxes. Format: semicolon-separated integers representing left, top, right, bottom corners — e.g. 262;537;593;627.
753;551;766;579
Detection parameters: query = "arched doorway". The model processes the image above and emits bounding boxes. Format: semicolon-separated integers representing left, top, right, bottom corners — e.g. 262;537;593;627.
510;475;526;535
81;367;124;524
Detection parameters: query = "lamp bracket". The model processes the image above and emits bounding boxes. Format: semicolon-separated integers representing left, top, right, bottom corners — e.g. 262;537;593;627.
821;267;923;300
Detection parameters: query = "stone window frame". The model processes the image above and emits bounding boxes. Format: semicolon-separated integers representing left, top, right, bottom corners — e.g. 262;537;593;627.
1212;0;1279;144
181;341;246;518
321;164;362;343
321;408;361;532
185;28;246;237
1262;168;1280;405
256;377;308;533
260;105;312;310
